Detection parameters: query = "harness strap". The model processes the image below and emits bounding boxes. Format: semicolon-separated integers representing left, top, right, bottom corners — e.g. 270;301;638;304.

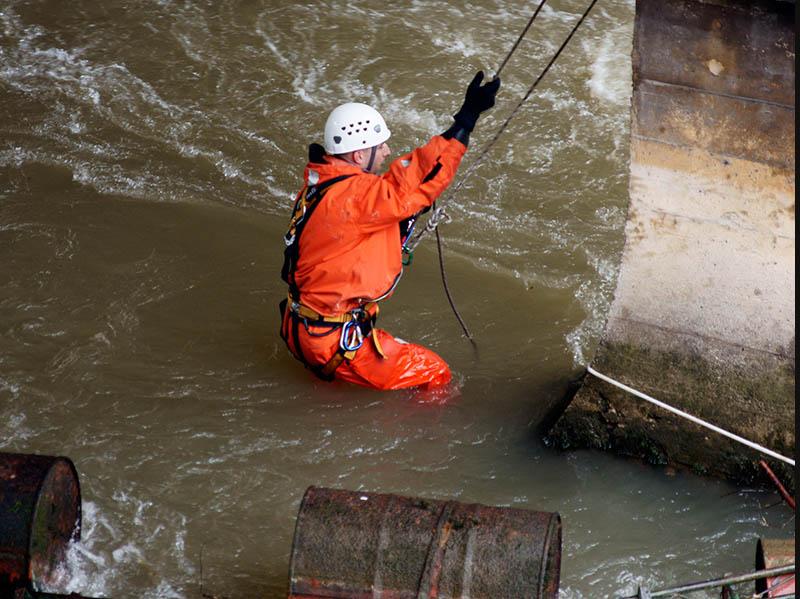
371;328;387;359
282;173;355;302
317;348;357;380
281;171;393;381
282;298;385;381
291;296;379;324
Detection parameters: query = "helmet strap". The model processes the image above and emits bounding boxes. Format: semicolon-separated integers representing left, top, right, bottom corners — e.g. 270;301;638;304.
334;145;378;172
365;145;377;172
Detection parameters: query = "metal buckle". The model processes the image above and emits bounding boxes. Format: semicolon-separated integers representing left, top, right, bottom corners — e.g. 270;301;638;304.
339;317;364;352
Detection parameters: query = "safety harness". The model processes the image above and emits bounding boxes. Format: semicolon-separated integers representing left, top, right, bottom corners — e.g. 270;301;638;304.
280;173;386;381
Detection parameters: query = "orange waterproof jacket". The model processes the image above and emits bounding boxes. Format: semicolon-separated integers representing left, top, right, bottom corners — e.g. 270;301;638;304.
290;135;467;316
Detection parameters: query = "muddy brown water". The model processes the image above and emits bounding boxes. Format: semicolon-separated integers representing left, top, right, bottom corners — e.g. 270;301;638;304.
0;1;793;597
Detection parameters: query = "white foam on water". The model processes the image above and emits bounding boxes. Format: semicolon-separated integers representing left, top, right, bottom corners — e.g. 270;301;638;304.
375;91;444;137
48;491;197;597
168;4;215;69
47;501;114;596
69;159;169;201
0;145;32;168
0;411;32;448
540;2;578;24
1;4;277;208
583;25;634;106
176;143;265;187
262;37;289;69
111;542;145;563
429;33;481;58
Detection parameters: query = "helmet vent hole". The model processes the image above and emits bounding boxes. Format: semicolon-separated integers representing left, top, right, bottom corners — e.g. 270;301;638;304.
341;127;345;131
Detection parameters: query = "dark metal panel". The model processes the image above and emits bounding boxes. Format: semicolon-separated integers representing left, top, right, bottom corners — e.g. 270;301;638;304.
634;0;795;107
632;79;795;169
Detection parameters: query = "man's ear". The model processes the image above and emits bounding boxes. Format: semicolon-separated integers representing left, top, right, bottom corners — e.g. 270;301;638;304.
351;149;365;166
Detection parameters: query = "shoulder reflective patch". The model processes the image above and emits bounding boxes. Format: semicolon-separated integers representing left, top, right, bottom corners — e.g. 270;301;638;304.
307;169;319;185
400;159;410;168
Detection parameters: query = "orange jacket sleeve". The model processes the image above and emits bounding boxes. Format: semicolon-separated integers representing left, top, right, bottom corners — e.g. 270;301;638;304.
347;136;467;233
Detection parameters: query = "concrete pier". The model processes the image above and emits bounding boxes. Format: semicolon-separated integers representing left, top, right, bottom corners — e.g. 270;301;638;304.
547;0;795;482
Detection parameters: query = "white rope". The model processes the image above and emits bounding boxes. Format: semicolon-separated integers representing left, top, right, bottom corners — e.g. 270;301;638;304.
586;365;796;467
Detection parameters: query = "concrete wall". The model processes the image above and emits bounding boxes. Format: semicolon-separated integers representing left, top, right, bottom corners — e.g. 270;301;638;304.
547;0;795;483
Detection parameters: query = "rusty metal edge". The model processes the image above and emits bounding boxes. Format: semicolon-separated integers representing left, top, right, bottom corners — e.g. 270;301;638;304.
414;501;455;598
536;512;562;599
27;456;81;585
287;485;316;598
61;457;81;542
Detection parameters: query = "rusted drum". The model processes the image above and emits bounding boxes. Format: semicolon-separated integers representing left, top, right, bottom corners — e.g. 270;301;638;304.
13;590;97;599
0;452;81;591
755;538;795;597
288;486;561;598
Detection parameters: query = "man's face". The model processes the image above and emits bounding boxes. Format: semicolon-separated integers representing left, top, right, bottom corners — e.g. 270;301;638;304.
370;142;391;173
354;142;390;173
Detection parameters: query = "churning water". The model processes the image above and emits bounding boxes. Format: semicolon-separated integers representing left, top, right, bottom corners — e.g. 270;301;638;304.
0;0;793;597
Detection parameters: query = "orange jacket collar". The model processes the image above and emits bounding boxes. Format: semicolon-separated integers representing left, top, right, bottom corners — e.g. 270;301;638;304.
304;155;364;187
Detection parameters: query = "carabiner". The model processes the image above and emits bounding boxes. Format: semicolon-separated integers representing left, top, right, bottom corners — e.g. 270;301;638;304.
401;248;414;266
339;319;364;352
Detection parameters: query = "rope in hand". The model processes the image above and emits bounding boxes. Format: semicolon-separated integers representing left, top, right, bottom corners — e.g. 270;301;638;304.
495;0;549;78
406;0;600;254
408;0;600;344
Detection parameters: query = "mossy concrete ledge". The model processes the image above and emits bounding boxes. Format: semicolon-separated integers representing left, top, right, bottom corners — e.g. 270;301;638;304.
546;336;795;484
546;0;795;485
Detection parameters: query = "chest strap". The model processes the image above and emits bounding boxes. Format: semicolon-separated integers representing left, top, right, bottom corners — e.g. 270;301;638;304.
281;174;355;302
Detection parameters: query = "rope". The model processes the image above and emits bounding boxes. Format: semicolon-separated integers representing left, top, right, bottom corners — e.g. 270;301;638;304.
495;0;549;78
425;0;548;344
435;228;476;345
586;365;796;467
423;0;594;344
404;0;600;253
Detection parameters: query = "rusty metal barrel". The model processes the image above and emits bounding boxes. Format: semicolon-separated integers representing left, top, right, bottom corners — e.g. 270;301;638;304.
0;452;81;591
288;486;562;598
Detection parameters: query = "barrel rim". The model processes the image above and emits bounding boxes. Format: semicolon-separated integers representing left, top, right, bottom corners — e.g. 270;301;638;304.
287;485;318;595
27;456;82;584
537;511;562;598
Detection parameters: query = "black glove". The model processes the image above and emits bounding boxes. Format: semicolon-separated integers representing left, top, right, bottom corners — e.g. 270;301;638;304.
453;70;501;132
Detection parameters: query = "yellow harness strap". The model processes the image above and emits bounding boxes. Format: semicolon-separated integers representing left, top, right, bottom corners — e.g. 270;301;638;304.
294;303;352;323
370;313;387;360
319;349;357;377
290;295;379;324
288;296;386;378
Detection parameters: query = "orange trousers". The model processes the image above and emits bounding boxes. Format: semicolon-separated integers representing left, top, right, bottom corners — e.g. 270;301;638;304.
281;310;451;391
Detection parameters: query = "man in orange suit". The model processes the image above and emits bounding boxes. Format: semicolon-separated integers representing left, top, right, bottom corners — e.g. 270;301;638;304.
280;72;500;390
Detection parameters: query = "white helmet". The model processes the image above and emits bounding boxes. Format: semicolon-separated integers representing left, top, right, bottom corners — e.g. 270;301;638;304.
323;102;391;155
